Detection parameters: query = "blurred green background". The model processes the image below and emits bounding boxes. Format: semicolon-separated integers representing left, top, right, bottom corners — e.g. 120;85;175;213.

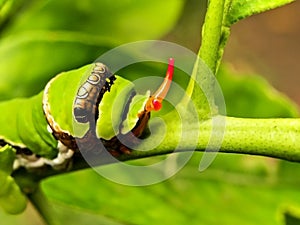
0;0;300;224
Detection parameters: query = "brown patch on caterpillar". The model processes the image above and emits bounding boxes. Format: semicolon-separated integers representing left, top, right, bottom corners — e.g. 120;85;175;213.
73;63;116;123
72;63;117;153
0;139;34;156
43;63;116;151
101;109;151;156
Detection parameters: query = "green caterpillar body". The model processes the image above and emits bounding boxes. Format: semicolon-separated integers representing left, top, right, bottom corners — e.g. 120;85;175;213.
0;63;152;169
0;63;150;214
0;59;174;214
0;92;59;162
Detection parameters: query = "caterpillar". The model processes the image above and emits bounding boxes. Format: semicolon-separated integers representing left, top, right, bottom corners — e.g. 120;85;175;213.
0;58;174;168
0;58;174;213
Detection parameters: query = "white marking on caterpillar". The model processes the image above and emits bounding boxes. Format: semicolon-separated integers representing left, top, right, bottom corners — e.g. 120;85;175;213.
13;154;44;170
43;142;74;167
47;125;53;134
13;141;74;170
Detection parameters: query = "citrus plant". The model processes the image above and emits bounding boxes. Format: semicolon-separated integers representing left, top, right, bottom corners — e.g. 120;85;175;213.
0;0;299;224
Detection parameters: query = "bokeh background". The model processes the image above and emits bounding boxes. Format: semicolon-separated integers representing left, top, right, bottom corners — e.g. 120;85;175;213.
224;1;300;106
0;0;299;225
166;0;300;109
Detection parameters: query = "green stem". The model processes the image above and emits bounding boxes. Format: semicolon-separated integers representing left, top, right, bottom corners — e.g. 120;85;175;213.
28;185;53;225
203;116;300;161
183;0;227;118
13;116;300;189
128;116;300;162
199;0;225;74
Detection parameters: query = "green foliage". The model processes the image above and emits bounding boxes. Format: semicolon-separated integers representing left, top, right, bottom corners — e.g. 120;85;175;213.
0;0;183;100
26;153;300;225
0;0;299;225
225;0;294;26
217;65;299;118
197;0;295;77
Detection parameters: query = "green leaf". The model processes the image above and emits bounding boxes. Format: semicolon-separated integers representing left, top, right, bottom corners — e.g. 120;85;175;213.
216;65;299;118
4;0;183;44
225;0;295;26
0;0;183;100
0;31;112;100
25;153;299;225
0;0;27;27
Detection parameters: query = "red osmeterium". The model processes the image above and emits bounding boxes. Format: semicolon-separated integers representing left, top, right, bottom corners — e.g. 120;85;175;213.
145;58;174;112
166;58;174;81
152;99;162;111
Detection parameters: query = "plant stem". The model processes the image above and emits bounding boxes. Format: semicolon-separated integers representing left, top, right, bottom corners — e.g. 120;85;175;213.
184;0;226;118
28;185;53;225
131;116;300;162
200;116;300;162
13;116;300;187
118;115;300;163
199;0;225;74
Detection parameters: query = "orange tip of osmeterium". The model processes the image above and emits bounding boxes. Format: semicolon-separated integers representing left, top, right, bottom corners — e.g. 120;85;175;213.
145;58;174;112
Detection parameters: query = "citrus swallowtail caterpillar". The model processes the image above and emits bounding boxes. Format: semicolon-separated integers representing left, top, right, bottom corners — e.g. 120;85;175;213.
0;59;174;213
1;58;174;168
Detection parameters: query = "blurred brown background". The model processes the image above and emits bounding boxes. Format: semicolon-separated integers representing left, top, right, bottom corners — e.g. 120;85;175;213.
167;0;300;107
224;1;300;106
